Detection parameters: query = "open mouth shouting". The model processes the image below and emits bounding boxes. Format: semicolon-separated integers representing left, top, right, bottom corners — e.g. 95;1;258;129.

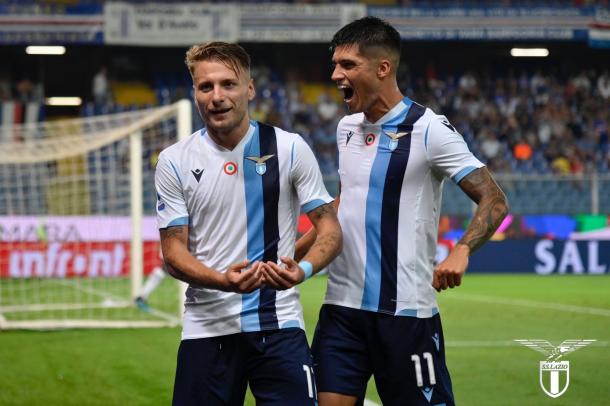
339;84;354;103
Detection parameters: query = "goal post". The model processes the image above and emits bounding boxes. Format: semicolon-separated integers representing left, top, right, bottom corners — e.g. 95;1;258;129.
0;99;192;330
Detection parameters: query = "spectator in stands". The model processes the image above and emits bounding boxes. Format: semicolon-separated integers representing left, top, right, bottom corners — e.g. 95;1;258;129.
513;136;533;161
92;66;110;107
597;70;610;99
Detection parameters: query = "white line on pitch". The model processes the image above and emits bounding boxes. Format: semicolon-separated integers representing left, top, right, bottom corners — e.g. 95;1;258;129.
364;399;381;406
444;293;610;317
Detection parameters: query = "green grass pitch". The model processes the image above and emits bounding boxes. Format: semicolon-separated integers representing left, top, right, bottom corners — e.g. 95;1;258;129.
1;274;609;405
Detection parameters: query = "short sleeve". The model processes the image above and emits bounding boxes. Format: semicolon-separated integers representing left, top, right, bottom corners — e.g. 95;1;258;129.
425;115;485;183
290;136;333;213
155;152;189;229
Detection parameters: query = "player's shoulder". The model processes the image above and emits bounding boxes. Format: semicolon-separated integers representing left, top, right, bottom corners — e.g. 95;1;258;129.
336;112;364;142
338;112;365;131
158;130;200;163
263;123;310;155
419;106;456;134
269;124;301;143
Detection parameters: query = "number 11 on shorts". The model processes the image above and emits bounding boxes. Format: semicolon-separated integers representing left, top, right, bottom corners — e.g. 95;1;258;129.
303;364;317;399
411;352;436;387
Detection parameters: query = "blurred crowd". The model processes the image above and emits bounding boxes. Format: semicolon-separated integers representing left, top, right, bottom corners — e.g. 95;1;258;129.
2;63;609;178
4;0;607;6
406;67;610;175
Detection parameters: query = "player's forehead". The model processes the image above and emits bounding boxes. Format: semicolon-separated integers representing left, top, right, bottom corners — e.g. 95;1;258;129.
192;59;248;83
332;44;366;63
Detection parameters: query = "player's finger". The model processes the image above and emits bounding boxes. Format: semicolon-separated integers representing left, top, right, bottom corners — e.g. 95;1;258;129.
240;273;263;292
280;256;298;268
432;269;441;292
259;266;285;289
437;272;448;290
229;259;250;272
447;273;456;288
262;264;291;289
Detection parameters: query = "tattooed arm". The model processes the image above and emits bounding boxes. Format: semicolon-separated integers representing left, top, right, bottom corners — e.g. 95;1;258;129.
160;225;263;293
294;194;341;262
262;202;343;289
432;167;509;291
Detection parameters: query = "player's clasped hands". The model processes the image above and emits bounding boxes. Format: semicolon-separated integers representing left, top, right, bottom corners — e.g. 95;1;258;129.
223;260;265;293
260;256;305;290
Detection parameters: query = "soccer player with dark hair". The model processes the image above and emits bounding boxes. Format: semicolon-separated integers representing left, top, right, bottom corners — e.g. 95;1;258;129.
156;41;342;405
298;17;509;405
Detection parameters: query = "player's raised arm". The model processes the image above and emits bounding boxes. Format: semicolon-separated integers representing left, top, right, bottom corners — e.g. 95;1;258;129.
433;167;509;291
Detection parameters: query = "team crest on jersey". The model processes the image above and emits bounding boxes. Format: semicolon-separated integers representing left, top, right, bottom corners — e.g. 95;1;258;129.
245;154;275;175
385;131;409;151
224;161;238;175
365;133;376;146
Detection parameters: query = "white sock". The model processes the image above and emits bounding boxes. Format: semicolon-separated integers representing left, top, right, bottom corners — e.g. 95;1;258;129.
139;267;167;300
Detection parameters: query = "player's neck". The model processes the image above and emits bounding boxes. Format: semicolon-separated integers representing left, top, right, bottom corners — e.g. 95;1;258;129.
364;86;404;124
207;118;251;151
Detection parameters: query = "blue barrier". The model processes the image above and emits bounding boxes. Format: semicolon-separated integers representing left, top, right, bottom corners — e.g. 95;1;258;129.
467;239;610;274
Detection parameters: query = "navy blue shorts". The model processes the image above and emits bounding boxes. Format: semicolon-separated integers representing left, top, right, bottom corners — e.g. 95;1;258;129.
312;304;455;406
173;328;317;406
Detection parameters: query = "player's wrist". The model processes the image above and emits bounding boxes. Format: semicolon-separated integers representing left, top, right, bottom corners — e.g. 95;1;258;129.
298;261;313;282
455;242;472;256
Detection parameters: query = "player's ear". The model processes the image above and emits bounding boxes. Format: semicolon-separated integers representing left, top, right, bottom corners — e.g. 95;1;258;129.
248;79;256;101
377;59;392;79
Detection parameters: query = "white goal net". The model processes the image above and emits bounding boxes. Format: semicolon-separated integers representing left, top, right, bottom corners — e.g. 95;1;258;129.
0;100;191;329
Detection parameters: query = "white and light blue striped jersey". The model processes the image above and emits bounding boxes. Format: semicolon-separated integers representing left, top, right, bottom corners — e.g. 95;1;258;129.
155;121;332;339
325;97;484;318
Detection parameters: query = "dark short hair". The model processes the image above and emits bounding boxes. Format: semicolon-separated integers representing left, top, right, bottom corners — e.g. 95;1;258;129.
185;42;251;76
330;16;401;60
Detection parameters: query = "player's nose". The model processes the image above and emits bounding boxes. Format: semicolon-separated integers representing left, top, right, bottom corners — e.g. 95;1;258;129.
211;85;225;103
330;65;343;82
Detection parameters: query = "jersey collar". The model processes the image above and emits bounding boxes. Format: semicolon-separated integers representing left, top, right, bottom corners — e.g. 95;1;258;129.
199;122;256;152
363;96;413;126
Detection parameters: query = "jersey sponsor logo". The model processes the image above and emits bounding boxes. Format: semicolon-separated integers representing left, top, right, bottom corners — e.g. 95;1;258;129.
245;154;275;175
345;130;354;145
385;131;409;151
223;161;238;175
191;168;204;182
365;133;376;146
515;339;596;398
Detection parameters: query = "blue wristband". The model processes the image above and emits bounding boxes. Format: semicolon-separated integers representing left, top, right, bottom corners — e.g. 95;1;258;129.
298;261;313;280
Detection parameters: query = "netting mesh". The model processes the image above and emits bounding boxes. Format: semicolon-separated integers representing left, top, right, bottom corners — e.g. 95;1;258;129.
0;103;187;329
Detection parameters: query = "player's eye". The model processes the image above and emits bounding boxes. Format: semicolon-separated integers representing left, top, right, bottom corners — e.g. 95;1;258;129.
199;83;212;92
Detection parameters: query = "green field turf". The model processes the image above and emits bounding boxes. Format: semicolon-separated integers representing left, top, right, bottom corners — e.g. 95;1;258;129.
1;274;609;405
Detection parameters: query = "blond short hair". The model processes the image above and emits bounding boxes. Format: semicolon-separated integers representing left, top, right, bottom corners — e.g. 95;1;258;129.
185;41;251;77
